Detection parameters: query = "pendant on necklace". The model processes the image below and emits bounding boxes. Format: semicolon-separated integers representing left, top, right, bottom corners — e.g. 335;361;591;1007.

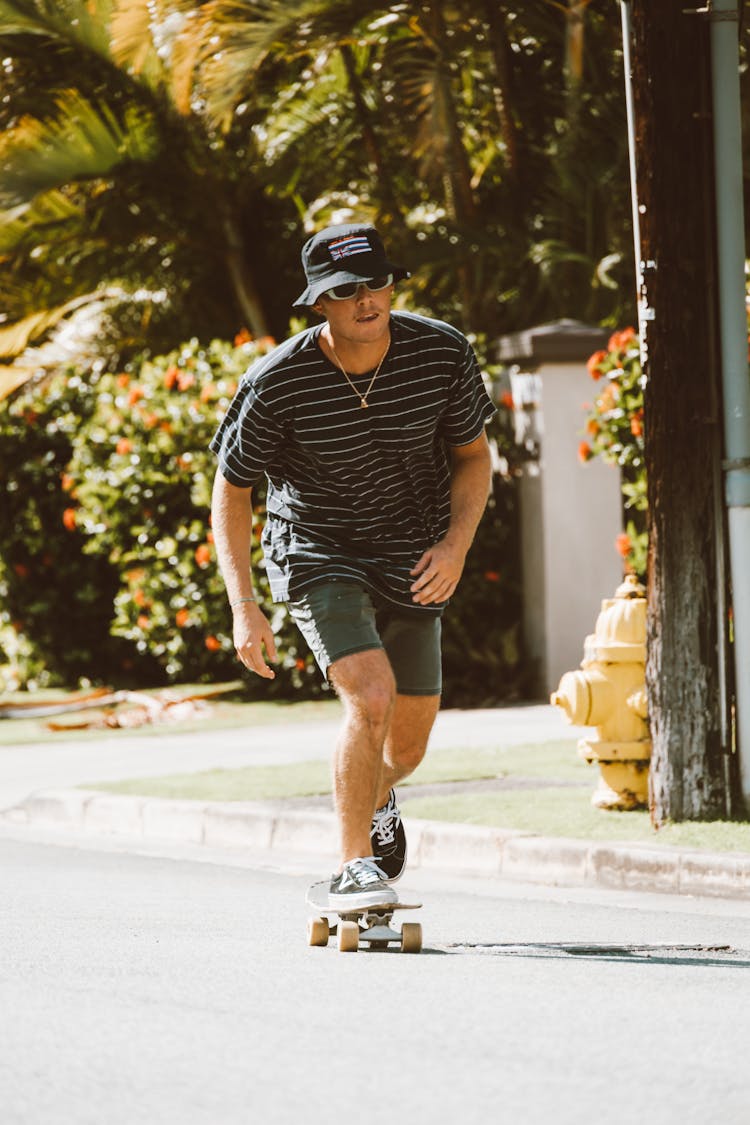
361;400;368;409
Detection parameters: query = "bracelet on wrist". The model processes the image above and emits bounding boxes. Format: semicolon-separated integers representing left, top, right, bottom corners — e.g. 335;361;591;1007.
230;596;257;609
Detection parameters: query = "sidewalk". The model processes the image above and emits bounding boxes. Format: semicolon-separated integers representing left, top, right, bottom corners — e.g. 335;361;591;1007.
3;705;750;900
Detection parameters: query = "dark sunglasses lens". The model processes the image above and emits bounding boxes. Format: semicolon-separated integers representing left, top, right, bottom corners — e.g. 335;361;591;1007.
329;282;359;299
366;275;391;291
326;273;393;299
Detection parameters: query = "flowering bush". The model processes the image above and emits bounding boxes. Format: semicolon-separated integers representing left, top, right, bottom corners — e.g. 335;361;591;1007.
0;368;131;690
64;336;323;697
578;327;647;578
0;333;525;704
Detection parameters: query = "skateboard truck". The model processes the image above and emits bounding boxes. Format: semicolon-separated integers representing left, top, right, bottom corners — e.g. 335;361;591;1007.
306;882;422;953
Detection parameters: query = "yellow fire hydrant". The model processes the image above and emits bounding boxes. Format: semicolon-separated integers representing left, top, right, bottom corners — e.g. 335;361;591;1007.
550;574;651;810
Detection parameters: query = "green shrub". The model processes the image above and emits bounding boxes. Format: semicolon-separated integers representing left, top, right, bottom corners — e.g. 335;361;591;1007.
66;336;324;698
1;334;524;704
0;368;137;690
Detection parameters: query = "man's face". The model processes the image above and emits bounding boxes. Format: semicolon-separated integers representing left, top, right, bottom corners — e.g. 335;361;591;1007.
313;279;394;347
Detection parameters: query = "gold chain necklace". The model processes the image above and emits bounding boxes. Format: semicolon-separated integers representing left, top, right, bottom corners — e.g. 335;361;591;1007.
328;339;389;409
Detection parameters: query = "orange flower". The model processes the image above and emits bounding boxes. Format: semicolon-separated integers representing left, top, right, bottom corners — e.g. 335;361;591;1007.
608;327;636;353
61;473;75;492
128;386;145;405
258;336;276;351
586;418;600;436
13;563;29;578
62;507;77;531
500;391;514;410
204;634;222;651
137;614;151;630
598;384;617;411
133;589;149;608
175;608;190;628
295;658;307;671
116;373;130;388
201;383;217;403
206;531;214;544
630;415;643;437
615;532;632;558
116;438;132;456
125;567;146;584
484;570;501;582
578;441;594;463
234;328;252;347
164;365;179;390
587;350;608;379
177;371;195;392
194;543;212;567
143;412;160;429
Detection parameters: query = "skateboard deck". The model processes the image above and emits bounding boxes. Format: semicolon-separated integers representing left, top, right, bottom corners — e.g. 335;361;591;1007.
305;880;423;953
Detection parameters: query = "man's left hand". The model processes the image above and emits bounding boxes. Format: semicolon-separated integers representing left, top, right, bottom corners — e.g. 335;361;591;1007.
409;538;466;605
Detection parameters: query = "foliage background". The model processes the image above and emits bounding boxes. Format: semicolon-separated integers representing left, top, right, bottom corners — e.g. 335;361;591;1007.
0;2;645;702
579;326;646;579
0;336;525;705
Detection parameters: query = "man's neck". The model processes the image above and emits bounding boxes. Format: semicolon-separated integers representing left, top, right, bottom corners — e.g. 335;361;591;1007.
320;324;391;375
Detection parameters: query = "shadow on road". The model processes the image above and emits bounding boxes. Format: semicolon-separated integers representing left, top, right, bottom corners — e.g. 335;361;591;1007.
423;942;750;968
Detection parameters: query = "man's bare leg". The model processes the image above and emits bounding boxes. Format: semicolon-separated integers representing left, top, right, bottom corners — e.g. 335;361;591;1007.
328;648;396;867
377;693;441;808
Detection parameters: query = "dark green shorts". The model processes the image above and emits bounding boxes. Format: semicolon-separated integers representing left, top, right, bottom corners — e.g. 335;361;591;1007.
287;581;442;696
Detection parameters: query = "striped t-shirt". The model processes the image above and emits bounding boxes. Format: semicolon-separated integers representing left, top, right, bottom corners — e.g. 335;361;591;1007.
210;310;496;611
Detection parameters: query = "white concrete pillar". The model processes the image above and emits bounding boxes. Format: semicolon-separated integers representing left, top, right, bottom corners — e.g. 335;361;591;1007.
495;320;625;698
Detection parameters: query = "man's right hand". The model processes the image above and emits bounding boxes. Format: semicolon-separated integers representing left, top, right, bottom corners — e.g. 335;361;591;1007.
232;603;278;680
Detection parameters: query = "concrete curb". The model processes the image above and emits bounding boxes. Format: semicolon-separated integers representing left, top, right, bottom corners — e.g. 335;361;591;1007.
5;788;750;901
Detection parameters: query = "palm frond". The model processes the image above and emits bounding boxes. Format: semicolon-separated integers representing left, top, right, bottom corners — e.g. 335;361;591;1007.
178;0;383;127
0;297;88;358
0;190;81;254
0;90;159;209
0;364;35;400
0;0;113;55
256;50;348;165
109;0;159;77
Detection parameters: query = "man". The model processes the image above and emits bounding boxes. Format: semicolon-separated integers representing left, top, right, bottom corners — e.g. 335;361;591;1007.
210;222;494;909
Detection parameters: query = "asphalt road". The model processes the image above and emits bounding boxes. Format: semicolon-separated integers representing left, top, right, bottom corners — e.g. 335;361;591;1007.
2;825;749;1125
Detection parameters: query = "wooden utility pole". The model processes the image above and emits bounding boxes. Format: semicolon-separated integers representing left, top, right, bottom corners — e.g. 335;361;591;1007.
629;0;729;821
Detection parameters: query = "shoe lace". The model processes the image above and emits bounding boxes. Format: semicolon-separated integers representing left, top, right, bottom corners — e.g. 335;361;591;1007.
346;857;384;887
371;794;400;847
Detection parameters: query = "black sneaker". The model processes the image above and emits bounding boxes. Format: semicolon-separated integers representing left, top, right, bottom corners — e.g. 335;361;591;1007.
370;788;407;882
329;857;398;910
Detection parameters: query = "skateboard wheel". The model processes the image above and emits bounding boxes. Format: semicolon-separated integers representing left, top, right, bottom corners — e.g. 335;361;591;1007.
307;916;330;947
338;920;360;953
400;922;422;954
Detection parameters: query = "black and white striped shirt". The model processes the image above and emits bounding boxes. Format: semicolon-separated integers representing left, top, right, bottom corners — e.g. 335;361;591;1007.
210;311;496;610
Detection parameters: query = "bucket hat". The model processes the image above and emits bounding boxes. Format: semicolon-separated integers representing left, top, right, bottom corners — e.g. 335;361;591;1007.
292;223;410;308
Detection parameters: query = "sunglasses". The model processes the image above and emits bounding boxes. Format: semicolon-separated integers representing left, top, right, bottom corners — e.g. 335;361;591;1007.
324;274;394;300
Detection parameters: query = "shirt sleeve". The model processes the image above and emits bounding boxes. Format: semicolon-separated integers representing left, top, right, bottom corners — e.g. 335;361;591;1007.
439;337;497;446
209;376;284;488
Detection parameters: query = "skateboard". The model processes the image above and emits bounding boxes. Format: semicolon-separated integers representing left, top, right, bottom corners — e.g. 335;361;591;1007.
305;880;422;953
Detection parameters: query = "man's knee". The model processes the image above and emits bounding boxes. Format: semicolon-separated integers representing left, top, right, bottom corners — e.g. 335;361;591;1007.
330;649;396;729
385;694;440;773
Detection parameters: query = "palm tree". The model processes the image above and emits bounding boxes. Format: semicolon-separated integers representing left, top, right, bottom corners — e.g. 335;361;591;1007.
0;0;277;394
0;0;635;384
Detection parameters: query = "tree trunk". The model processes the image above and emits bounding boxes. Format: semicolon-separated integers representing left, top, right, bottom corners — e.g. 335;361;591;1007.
220;208;270;339
630;0;728;822
480;0;521;186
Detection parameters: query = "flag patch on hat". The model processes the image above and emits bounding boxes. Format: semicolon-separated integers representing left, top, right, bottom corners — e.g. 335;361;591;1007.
328;233;371;260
